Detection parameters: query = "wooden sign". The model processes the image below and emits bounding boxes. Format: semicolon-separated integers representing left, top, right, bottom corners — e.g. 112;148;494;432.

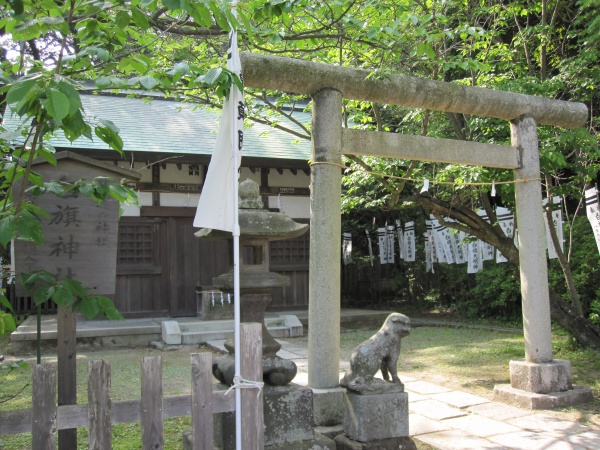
13;152;140;296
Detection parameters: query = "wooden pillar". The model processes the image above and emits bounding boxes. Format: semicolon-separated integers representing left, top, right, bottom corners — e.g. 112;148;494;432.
308;88;343;388
511;114;553;363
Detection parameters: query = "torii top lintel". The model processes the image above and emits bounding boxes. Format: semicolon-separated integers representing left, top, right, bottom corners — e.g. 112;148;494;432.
240;53;587;129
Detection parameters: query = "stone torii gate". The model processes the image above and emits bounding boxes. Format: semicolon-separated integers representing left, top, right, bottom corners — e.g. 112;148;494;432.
241;53;591;409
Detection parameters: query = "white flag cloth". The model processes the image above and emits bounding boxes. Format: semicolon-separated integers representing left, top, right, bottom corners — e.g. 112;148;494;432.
543;196;564;259
476;210;496;261
403;221;416;262
585;187;600;255
193;29;244;231
378;227;388;264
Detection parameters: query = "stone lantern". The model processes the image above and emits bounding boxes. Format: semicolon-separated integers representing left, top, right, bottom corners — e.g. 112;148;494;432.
195;178;308;386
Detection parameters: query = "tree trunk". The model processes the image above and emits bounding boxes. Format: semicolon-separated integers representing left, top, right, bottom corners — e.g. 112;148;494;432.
414;193;600;350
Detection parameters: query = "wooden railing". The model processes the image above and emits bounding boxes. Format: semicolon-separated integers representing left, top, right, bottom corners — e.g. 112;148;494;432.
0;323;264;449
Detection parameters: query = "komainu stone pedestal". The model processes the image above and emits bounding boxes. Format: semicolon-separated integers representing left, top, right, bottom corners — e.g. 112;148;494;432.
216;384;335;449
342;391;411;445
494;359;593;409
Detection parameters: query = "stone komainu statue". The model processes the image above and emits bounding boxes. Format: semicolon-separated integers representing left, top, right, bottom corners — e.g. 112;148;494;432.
341;313;411;394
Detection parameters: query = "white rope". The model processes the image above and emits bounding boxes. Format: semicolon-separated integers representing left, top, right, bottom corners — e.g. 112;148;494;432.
225;375;264;398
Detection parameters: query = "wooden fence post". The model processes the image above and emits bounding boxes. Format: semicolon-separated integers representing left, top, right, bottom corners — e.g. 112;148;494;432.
191;352;213;450
57;306;77;450
88;360;112;449
141;356;163;449
240;322;264;448
32;363;57;450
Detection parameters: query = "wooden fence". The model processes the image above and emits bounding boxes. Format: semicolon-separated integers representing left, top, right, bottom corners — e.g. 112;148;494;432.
0;323;264;449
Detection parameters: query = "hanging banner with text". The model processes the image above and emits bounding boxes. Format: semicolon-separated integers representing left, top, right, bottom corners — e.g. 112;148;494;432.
585;187;600;255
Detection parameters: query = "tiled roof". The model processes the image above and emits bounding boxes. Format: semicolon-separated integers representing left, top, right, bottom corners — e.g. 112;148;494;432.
3;94;312;161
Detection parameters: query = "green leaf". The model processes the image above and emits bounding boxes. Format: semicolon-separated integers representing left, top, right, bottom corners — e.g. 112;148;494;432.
139;75;158;90
115;10;130;28
0;216;15;247
163;0;182;11
6;79;38;105
95;125;124;154
76;298;100;320
0;295;14;312
131;7;149;30
41;88;70;121
95;76;112;89
200;67;223;86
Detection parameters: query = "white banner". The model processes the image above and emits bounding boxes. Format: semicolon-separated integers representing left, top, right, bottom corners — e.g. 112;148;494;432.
395;219;404;260
378;227;388;264
543;196;564;259
432;218;455;264
403;222;416;262
445;218;466;264
366;230;374;267
342;232;352;265
585;187;600;255
467;240;483;273
476;210;496;261
495;207;514;263
425;236;432;273
426;220;438;264
387;225;396;264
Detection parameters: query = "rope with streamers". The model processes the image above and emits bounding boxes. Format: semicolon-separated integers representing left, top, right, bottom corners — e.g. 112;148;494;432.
310;161;542;187
225;375;264;398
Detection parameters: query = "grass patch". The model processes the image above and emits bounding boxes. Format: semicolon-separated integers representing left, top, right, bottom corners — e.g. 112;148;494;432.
1;325;599;448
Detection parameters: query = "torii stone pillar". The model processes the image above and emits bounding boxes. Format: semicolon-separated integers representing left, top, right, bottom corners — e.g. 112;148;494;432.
511;114;553;363
309;88;343;388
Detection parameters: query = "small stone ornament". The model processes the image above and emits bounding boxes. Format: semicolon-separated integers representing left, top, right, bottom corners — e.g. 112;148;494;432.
341;313;411;394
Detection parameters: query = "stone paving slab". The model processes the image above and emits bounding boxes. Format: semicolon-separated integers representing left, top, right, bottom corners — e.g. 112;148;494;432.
488;430;586;450
409;413;451;436
406;391;429;402
409;399;467;421
563;430;600;448
507;414;593;438
467;401;533;421
415;429;508;450
429;390;490;408
442;414;522;438
403;380;452;395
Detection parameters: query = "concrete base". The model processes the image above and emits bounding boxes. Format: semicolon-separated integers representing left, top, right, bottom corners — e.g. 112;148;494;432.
312;387;346;426
509;359;572;394
493;384;594;410
343;391;409;442
333;434;417;450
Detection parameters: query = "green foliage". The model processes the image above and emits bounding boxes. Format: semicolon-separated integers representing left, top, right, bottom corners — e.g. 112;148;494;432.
19;270;123;320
